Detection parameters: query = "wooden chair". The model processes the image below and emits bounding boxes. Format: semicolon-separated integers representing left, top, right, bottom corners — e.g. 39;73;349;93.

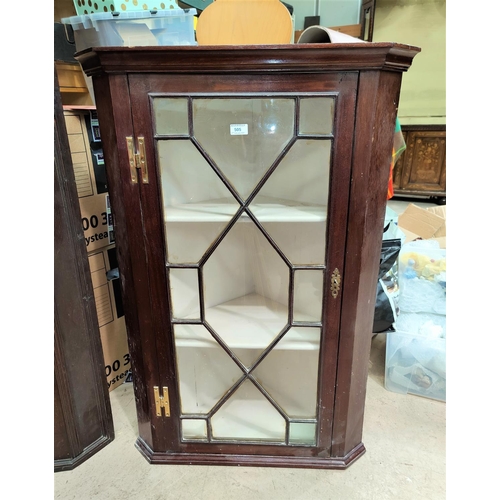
195;0;293;45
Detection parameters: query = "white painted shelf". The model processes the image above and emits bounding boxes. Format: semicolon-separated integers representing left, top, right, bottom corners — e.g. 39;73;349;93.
183;385;316;443
165;196;326;223
174;293;320;350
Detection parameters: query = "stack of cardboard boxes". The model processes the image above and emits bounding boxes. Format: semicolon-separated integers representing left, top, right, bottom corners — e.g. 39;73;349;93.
64;107;130;391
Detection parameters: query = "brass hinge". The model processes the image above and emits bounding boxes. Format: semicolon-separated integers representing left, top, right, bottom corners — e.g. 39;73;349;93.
126;136;149;184
331;268;341;298
154;386;170;417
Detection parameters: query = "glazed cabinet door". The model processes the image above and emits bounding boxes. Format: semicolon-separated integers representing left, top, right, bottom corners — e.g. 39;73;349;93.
127;72;357;460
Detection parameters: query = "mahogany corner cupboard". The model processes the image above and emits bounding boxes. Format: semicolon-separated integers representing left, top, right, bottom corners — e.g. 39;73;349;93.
76;43;419;469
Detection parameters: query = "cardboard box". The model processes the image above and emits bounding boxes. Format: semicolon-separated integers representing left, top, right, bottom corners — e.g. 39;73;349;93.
64;108;104;197
64;108;114;253
79;193;115;252
64;108;127;391
88;244;130;391
100;316;130;392
397;203;446;248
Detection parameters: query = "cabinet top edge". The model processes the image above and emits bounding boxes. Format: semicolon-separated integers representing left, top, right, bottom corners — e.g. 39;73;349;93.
75;43;421;76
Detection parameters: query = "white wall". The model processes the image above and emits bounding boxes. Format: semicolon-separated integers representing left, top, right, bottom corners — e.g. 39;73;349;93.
292;0;361;31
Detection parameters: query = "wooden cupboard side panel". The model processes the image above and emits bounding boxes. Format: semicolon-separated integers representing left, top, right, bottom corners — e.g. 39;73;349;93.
332;69;403;457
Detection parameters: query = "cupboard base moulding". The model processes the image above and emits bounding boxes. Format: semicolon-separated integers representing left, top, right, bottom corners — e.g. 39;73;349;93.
136;438;366;469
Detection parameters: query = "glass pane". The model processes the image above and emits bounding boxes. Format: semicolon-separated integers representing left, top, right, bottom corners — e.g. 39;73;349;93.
156;94;332;446
169;268;200;320
249;139;331;265
204;215;289;368
289;422;316;445
211;380;286;442
181;419;207;440
299;97;335;135
158;139;240;263
252;327;320;419
174;325;244;414
192;98;295;199
153;97;189;136
293;270;324;322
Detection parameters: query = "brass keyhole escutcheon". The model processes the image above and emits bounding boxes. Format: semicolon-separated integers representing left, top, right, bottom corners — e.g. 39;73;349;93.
331;268;341;298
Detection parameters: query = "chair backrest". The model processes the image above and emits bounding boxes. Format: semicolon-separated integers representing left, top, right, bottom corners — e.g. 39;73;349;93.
196;0;293;45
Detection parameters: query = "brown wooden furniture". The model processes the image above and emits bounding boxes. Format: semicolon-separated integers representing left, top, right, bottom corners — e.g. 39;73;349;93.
54;67;114;472
392;125;446;203
76;43;419;469
55;61;94;106
195;0;293;45
360;0;376;41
